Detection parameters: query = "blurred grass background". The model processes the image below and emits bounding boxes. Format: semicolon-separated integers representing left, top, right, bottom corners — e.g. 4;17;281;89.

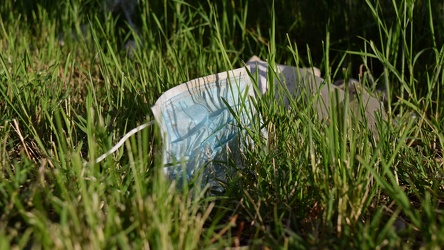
7;0;444;95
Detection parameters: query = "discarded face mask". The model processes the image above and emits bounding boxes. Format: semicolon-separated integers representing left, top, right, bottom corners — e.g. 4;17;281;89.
150;58;328;188
246;56;386;140
151;67;258;188
96;56;386;188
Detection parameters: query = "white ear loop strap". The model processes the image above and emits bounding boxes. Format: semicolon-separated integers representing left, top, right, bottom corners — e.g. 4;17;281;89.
95;120;155;163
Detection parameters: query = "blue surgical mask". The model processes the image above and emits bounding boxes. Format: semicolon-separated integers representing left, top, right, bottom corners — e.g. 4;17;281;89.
151;67;257;188
95;57;384;188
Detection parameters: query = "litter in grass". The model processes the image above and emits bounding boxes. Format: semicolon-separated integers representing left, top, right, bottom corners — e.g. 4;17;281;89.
246;56;386;138
151;67;257;188
96;56;386;188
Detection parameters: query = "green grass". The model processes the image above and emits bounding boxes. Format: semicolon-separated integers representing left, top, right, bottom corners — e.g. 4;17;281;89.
1;0;444;249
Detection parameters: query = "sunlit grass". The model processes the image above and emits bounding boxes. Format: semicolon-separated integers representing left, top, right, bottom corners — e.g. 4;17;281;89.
1;0;443;249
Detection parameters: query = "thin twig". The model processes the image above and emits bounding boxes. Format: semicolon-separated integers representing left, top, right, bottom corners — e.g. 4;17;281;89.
210;214;238;243
11;119;31;160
